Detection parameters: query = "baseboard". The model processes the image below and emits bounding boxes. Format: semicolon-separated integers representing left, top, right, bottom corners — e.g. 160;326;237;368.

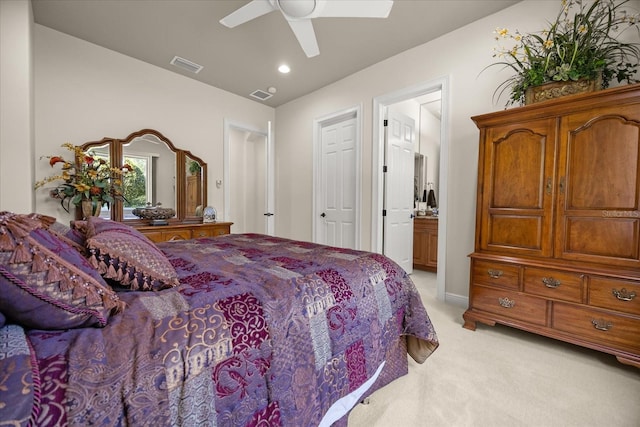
444;292;468;307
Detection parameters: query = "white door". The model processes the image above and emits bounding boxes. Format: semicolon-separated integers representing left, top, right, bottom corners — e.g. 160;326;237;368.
318;117;357;249
383;110;415;273
226;122;274;234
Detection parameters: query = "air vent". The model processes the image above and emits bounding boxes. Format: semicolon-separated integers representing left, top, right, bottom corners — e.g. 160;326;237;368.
250;89;273;101
170;56;203;74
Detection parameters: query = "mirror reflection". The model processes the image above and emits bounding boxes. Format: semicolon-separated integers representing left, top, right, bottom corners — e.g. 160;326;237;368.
123;135;177;219
185;155;203;217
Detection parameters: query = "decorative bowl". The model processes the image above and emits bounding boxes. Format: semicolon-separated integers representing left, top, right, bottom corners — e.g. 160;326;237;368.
132;204;175;220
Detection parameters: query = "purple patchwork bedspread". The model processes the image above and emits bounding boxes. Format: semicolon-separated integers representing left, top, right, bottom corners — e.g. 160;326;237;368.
1;234;438;426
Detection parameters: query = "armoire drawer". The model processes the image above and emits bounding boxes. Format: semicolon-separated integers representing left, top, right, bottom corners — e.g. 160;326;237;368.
553;303;640;353
472;260;520;290
471;286;547;325
524;267;583;303
588;277;640;316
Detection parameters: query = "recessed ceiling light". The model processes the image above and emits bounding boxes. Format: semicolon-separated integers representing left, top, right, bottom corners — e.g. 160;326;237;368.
278;64;291;74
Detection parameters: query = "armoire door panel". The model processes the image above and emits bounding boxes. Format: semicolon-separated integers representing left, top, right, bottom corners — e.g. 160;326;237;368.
487;215;544;251
557;105;640;266
562;217;639;261
564;115;640;210
488;127;550;209
479;119;556;257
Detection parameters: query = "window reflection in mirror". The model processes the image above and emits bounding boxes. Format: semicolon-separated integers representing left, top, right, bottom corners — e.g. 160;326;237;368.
123;135;176;219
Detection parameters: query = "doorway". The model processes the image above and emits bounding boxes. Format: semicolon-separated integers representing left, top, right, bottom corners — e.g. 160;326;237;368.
223;120;274;234
372;77;449;301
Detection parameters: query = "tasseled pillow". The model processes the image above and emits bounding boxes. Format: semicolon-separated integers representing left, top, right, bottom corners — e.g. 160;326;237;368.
0;211;125;329
85;216;179;291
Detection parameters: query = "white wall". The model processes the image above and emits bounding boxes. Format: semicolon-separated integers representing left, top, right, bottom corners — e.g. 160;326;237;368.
33;24;275;222
274;0;640;299
0;0;34;213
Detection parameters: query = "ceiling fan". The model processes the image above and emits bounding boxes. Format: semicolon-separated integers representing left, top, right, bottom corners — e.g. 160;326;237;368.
219;0;394;58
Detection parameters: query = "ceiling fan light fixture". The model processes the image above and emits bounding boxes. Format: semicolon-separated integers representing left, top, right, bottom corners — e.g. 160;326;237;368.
276;0;317;18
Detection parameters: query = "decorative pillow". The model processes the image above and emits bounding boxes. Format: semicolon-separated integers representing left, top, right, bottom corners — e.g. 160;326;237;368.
49;220;86;252
0;212;125;330
85;216;179;291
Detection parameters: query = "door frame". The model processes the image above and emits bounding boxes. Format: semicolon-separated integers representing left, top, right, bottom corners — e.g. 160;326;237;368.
312;104;363;249
372;76;449;301
223;119;274;235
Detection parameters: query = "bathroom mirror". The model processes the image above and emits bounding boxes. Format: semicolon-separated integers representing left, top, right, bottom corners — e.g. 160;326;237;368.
82;128;207;223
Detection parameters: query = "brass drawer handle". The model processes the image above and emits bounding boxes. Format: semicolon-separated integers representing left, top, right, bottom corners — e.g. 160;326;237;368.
498;297;515;308
542;277;561;288
591;318;613;332
612;288;636;302
487;269;503;279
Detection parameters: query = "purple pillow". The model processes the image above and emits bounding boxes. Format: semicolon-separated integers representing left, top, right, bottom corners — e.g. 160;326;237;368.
85;217;179;291
0;212;125;329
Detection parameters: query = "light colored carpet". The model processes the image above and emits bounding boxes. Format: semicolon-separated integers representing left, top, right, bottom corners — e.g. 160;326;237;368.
348;270;640;427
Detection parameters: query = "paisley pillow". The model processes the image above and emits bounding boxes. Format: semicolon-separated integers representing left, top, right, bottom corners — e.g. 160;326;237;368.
85;217;179;291
0;212;125;329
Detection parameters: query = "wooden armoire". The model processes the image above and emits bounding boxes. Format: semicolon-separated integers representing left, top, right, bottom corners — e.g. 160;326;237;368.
464;83;640;368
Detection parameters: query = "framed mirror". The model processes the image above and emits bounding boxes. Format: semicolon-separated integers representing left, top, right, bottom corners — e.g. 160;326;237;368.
82;129;207;224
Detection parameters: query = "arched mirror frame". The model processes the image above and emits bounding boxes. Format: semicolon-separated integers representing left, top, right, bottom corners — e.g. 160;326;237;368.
81;128;207;224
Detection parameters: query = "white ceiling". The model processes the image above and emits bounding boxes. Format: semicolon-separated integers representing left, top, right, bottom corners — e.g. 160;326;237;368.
31;0;519;107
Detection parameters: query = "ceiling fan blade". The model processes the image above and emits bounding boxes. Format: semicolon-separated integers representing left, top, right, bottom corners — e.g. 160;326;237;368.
317;0;394;18
287;18;320;58
219;0;276;28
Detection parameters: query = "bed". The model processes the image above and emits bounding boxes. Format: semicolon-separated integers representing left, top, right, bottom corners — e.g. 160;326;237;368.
0;212;438;426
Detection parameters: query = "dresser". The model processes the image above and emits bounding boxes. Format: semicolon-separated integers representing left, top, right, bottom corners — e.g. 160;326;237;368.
413;217;438;271
464;84;640;368
136;222;232;243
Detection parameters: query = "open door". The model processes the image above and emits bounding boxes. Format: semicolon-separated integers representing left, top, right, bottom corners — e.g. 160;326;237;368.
383;109;415;273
